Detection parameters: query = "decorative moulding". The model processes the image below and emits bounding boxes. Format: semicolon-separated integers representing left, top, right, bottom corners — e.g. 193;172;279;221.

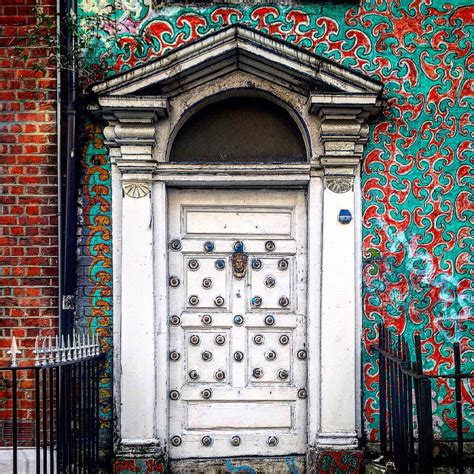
123;182;151;199
92;25;383;184
324;177;353;194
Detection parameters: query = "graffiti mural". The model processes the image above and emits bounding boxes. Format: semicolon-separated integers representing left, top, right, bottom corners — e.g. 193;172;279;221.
78;123;113;434
77;0;473;444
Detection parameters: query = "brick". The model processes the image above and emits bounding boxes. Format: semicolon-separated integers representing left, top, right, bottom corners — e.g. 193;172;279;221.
0;1;58;443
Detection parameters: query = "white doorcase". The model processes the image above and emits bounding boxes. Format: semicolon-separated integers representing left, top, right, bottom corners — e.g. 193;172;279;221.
167;189;308;458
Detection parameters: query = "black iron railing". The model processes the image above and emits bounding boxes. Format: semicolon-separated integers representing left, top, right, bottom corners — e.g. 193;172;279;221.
1;335;102;473
374;323;472;473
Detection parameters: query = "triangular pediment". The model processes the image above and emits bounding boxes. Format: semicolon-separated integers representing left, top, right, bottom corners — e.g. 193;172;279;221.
92;25;382;98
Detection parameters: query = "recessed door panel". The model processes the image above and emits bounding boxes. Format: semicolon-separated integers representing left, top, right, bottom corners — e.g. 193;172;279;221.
168;189;307;459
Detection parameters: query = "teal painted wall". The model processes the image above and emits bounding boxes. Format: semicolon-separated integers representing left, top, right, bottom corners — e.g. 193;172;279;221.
76;0;473;444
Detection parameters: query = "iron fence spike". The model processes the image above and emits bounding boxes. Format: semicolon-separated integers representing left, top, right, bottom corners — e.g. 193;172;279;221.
74;333;80;360
86;333;91;357
7;336;21;368
67;334;72;361
48;335;54;364
33;335;40;367
55;335;61;363
81;333;86;358
61;335;66;362
41;337;48;366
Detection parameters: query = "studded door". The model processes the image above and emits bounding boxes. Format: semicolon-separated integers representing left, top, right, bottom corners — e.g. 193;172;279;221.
168;189;307;458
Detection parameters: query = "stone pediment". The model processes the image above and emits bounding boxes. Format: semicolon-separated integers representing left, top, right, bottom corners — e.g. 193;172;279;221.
92;24;382;100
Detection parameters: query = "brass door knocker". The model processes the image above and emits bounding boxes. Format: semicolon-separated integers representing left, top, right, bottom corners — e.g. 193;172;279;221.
231;241;248;279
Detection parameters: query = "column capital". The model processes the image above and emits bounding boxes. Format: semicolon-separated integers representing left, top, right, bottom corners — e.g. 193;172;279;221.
96;96;168;174
309;93;381;192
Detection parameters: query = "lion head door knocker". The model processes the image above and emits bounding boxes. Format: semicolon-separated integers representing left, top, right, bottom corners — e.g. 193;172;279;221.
231;241;248;279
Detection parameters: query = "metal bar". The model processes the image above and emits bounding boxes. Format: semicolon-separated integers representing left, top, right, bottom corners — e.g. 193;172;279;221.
405;339;415;473
35;368;41;474
71;361;77;471
454;342;464;474
421;378;434;473
398;336;408;473
389;331;398;460
65;363;71;471
93;355;99;472
79;358;84;471
55;366;61;473
379;324;387;457
49;366;55;474
42;369;48;473
87;357;92;472
12;369;18;474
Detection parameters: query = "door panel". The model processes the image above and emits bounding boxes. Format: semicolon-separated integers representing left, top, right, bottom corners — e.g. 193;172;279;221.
168;189;307;458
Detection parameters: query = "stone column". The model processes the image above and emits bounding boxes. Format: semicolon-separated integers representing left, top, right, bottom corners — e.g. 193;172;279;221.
100;97;168;454
309;95;378;458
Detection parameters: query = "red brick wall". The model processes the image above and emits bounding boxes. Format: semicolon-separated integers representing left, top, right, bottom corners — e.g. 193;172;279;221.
0;0;58;443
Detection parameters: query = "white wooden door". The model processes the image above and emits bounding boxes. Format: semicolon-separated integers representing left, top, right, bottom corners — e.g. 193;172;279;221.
168;189;307;458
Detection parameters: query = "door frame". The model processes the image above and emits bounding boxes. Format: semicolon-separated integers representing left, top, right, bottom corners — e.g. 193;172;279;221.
111;161;362;458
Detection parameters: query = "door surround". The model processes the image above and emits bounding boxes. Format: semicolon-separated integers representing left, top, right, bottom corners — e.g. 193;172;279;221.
92;24;383;459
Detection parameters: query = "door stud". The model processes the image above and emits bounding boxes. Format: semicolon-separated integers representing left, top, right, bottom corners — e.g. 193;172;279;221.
253;334;264;345
278;296;289;307
297;349;307;360
265;241;276;252
251;296;262;307
170;315;181;326
189;370;199;380
278;369;289;380
201;388;212;399
298;388;307;399
201;435;213;446
171;436;182;447
214;369;226;381
267;436;279;447
251;258;262;271
277;259;289;271
189;295;199;306
204;241;215;252
264;315;275;326
214;295;225;306
264;276;276;288
201;314;212;325
188;259;200;271
169;239;182;251
169;390;180;400
169;276;180;288
233;351;244;362
201;351;212;362
169;351;181;361
214;334;226;345
231;435;241;446
215;259;226;270
279;335;289;345
252;368;263;379
233;315;244;326
189;335;200;346
265;350;277;361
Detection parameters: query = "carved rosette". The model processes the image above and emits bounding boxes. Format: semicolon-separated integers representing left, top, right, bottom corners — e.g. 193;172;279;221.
123;182;151;198
325;177;353;194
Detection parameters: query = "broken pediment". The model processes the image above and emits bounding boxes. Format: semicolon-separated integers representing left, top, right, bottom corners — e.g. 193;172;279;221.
92;24;383;99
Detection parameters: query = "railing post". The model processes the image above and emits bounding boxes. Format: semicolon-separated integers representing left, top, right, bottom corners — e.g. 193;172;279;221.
378;323;387;458
453;342;464;474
